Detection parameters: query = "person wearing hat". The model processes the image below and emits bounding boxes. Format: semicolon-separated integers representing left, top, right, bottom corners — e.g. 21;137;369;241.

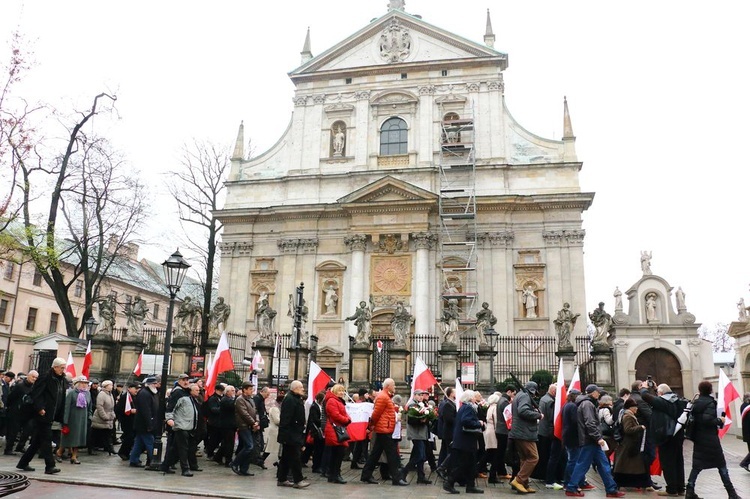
161;374;191;471
129;376;159;467
91;380;116;455
17;359;67;474
115;382;140;460
564;384;624;498
508;381;543;494
400;389;432;484
613;398;650;489
231;381;259;477
165;383;202;476
5;370;38;455
57;376;93;465
204;383;225;459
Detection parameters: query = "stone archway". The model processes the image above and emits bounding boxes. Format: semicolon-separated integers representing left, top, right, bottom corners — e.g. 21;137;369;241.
635;348;683;397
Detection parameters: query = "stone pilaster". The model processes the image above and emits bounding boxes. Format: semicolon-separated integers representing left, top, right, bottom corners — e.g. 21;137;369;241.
439;344;460;386
475;345;498;393
170;336;194;379
119;336;145;379
389;347;411;394
412;232;435;336
349;344;371;387
345;234;367;339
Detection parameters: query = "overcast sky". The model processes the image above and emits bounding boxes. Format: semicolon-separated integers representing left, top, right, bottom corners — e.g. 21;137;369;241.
2;0;749;328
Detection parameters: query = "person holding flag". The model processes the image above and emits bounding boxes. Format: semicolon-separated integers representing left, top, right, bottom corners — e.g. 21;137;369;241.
115;382;139;460
684;380;741;499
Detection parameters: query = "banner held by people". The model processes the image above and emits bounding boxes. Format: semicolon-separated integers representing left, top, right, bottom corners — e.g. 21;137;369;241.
345;402;374;441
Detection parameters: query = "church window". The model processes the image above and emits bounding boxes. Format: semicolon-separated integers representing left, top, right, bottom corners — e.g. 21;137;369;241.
441;69;448;76
401;73;408;79
345;77;352;84
379;117;408;156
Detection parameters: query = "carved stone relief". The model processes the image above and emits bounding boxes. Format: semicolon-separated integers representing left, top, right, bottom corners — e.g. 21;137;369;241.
376;234;404;254
344;234;367;252
370;255;412;296
379;18;412;63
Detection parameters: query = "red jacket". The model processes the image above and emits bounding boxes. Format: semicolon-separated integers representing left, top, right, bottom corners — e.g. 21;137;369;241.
324;390;351;447
372;390;396;434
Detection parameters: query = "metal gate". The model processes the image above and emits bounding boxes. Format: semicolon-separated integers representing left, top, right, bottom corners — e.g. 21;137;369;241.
370;336;392;384
31;349;57;374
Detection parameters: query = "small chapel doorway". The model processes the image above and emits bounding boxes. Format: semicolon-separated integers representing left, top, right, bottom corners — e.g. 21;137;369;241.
634;348;683;397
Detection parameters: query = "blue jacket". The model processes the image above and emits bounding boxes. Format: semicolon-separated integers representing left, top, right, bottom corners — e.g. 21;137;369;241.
561;401;579;448
451;403;482;452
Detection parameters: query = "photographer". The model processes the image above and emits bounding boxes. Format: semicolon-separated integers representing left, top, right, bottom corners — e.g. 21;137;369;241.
640;380;684;496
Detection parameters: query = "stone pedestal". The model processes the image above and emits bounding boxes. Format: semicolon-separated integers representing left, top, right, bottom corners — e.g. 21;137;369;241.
475;346;498;394
89;336;116;380
591;350;615;392
555;349;577;382
119;337;145;379
287;346;311;382
389;348;411;394
170;335;194;379
439;345;460;386
349;345;371;387
254;340;276;387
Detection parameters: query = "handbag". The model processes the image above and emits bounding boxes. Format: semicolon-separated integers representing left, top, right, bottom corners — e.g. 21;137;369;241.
311;423;324;440
331;422;350;443
462;425;482;434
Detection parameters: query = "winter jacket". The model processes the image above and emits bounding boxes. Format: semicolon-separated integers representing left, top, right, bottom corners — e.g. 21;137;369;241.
742;401;750;443
323;391;351;447
114;390;135;433
562;400;579;448
406;401;430;441
91;390;116;429
690;394;726;470
277;391;306;446
371;389;396;434
495;394;511;436
483;403;498;449
219;396;236;429
509;390;541;441
613;410;646;475
29;368;66;424
629;391;652;427
575;394;601;447
438;397;457;440
451;403;482;452
134;387;159;434
234;394;257;431
538;392;555;437
253;393;269;429
7;379;34;418
641;389;682;445
306;401;323;440
205;393;222;428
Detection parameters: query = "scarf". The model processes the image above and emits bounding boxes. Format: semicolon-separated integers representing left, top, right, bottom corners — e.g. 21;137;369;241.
76;389;87;408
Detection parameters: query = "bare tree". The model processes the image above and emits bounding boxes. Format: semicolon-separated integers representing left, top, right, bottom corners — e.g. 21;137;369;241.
167;140;229;355
10;92;146;337
698;322;734;353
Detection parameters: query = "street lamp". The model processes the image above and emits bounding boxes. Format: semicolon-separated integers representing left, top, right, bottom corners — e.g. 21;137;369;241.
149;248;190;470
292;282;304;380
484;326;499;390
84;316;99;340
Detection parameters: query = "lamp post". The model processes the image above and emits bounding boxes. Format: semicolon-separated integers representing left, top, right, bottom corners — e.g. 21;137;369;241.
484;326;499;390
292;282;304;380
84;316;99;340
149;249;190;470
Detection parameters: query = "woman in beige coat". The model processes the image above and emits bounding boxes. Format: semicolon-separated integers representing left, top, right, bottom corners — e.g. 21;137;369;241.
483;393;501;483
265;394;282;464
90;380;116;455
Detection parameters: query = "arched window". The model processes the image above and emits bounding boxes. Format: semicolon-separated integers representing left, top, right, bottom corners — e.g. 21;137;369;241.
379;117;407;156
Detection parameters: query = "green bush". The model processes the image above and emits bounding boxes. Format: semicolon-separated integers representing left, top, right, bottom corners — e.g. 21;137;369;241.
530;369;554;395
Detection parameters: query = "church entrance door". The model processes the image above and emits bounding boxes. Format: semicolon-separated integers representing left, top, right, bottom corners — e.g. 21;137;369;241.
635;348;683;397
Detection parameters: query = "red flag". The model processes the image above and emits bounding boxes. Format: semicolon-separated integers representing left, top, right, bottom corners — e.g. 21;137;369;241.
553;359;567;440
568;366;581;392
306;360;332;405
718;368;740;438
124;392;133;415
81;340;92;378
411;356;438;400
65;351;76;378
133;349;143;377
205;332;234;398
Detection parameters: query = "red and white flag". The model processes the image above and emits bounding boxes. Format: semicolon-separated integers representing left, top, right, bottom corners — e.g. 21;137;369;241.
65;351;76;378
455;377;464;409
718;368;740;438
81;340;92;378
306;360;332;406
410;356;438;401
205;332;234;399
346;402;374;441
124;392;133;415
251;350;264;371
568;365;581;392
553;359;567;440
376;340;383;353
133;349;143;377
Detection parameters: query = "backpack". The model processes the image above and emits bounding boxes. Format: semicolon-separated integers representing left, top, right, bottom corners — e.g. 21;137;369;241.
598;407;616;437
651;396;689;445
612;409;624;442
677;396;697;441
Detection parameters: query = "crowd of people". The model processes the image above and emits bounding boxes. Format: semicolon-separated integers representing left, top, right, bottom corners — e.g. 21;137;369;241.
1;360;748;498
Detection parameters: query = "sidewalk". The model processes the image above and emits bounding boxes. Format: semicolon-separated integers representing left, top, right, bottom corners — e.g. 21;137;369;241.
1;436;748;499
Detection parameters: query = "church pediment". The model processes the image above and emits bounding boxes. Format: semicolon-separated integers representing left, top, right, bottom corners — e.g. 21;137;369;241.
290;11;506;79
337;176;438;206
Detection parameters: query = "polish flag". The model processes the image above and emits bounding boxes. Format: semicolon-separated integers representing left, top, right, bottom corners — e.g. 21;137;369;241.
251;350;264;371
306;360;332;406
346;402;374;441
410;356;438;401
65;351;76;378
376;340;383;353
455;377;464;409
718;368;740;438
205;332;234;398
553;359;567;440
124;392;133;415
204;352;213;378
81;340;92;378
133;349;143;377
568;365;581;392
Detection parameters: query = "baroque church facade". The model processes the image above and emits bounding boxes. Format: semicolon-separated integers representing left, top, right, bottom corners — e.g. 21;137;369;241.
215;2;593;380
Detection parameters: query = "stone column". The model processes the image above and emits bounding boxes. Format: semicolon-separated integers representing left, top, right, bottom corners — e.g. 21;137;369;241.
354;91;370;165
489;232;514;333
555;350;577;382
119;336;145;379
345;234;367;338
254;340;276;387
349;344;371;387
412;232;434;336
439;344;460;386
170;336;194;378
89;335;117;381
564;230;587;321
475;345;498;393
417;85;435;167
389;347;411;394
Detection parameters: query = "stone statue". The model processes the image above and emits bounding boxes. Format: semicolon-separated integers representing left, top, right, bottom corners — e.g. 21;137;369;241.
332;126;345;156
324;284;338;315
390;301;414;347
175;296;201;336
554;302;579;351
475;302;498;346
613;287;623;311
645;293;657;322
441;299;460;346
589;302;614;350
97;295;117;335
125;295;149;337
640;251;652;276
299;299;309;346
209;297;231;337
738;298;749;322
257;291;268;311
346;300;372;346
675;287;686;311
256;298;277;341
522;287;538;318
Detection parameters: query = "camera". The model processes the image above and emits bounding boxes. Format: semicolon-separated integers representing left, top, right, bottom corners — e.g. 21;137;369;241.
647;375;655;389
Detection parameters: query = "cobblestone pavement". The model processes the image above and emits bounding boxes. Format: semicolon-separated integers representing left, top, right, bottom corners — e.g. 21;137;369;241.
1;436;748;499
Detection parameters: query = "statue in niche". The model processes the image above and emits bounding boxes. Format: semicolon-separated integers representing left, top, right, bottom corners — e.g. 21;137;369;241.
738;298;749;322
256;298;277;341
323;284;339;315
613;287;623;311
522;286;538;318
475;302;498;346
125;296;149;337
554;302;579;351
346;300;372;346
209;297;231;337
441;299;460;346
675;287;686;311
332;125;345;157
256;291;268;313
175;296;201;336
97;294;117;335
640;251;653;276
390;301;414;347
589;302;614;350
645;293;658;322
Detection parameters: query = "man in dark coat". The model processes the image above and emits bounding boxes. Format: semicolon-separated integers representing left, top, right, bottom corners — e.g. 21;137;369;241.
437;386;457;476
129;377;159;467
301;390;325;472
215;385;237;466
115;382;139;460
4;370;37;455
204;383;224;459
741;392;750;471
276;380;309;489
443;389;483;494
640;381;684;496
509;381;542;494
684;381;740;499
16;360;66;474
253;385;271;467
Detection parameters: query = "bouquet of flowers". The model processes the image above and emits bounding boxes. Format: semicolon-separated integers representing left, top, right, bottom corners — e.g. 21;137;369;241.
407;402;437;423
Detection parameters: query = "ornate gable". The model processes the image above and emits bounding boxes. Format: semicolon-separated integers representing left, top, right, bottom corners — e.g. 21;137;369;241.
337;176;438;205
